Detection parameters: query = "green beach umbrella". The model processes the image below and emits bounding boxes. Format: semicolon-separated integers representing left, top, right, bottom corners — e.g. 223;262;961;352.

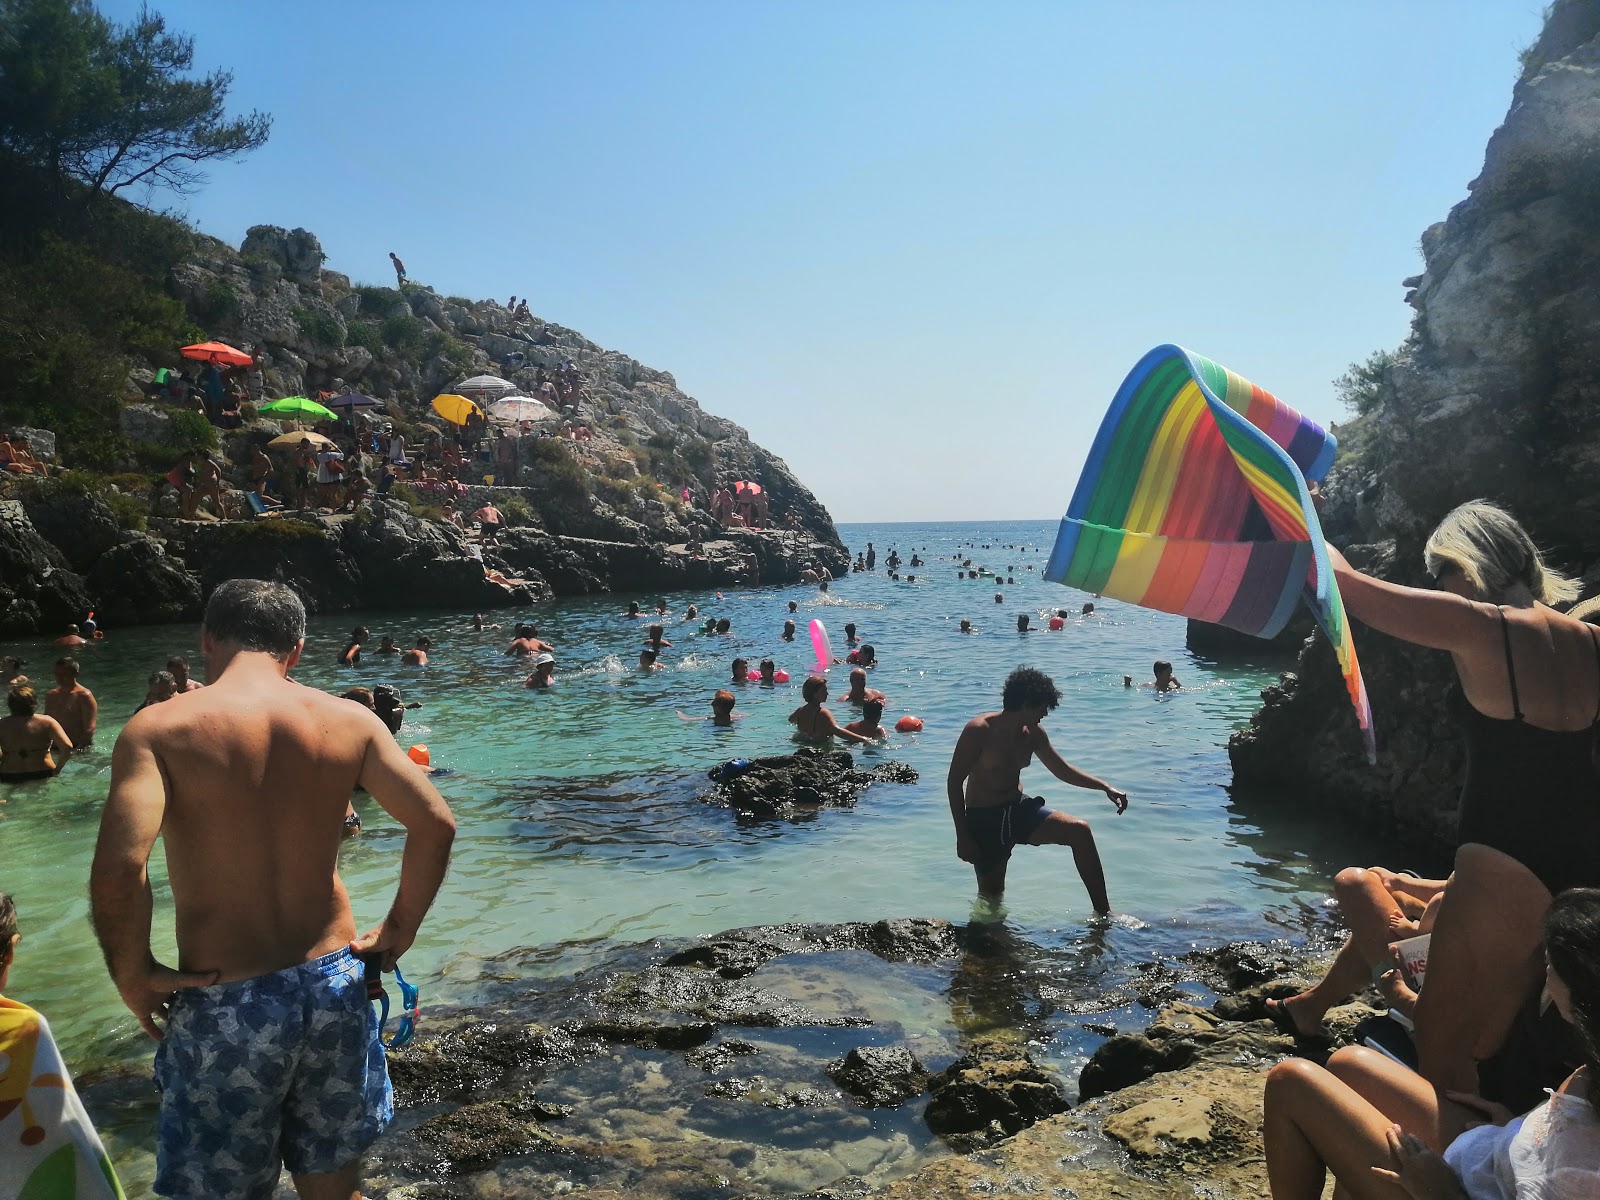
260;396;336;419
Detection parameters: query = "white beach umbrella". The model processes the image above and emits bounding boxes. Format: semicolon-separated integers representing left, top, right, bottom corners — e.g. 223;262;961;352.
487;396;558;425
454;374;518;398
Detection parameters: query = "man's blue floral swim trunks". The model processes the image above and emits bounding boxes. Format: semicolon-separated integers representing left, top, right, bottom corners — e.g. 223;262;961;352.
153;947;392;1198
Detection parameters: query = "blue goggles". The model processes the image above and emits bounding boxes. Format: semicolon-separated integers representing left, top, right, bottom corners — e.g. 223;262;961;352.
373;965;420;1049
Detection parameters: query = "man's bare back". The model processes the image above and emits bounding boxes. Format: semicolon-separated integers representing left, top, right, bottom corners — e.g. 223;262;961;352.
45;682;96;747
117;672;395;981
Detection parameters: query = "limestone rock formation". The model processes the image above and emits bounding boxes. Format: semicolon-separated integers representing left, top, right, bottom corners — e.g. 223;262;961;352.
1231;0;1600;854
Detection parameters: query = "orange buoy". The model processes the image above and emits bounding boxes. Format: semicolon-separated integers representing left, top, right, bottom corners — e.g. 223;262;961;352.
407;744;430;766
895;715;924;732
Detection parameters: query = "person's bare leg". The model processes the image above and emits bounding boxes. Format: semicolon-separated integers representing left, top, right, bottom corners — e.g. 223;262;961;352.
1029;812;1109;914
1412;842;1549;1144
975;861;1008;902
1274;867;1406;1034
1263;1057;1414;1200
293;1159;362;1199
1324;1046;1441;1149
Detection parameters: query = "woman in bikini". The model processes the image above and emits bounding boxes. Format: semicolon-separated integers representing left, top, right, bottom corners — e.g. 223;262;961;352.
0;686;73;783
787;676;875;746
1326;500;1600;1138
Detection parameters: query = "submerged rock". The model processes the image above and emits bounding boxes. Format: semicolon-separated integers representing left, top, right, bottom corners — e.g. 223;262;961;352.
827;1046;930;1108
701;749;919;819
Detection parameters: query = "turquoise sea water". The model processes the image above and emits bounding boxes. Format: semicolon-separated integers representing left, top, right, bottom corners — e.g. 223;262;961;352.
0;519;1389;1180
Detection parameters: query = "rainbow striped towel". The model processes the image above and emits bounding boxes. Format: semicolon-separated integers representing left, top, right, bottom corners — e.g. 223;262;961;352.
1044;344;1374;762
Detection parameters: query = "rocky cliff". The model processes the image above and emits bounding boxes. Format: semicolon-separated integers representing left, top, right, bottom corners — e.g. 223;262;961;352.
1229;0;1600;855
0;217;849;634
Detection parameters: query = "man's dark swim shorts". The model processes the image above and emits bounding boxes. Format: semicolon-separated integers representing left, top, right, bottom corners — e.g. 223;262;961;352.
966;794;1054;869
153;947;392;1198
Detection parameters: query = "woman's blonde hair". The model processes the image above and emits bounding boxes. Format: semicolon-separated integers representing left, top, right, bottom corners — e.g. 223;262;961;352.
1424;500;1580;604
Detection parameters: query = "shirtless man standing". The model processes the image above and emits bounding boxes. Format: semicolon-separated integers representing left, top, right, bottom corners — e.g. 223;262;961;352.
946;666;1128;913
90;579;456;1199
45;657;97;747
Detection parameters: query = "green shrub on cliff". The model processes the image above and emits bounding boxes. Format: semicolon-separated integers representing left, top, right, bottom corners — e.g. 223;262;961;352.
381;313;425;354
212;517;324;545
497;494;535;526
293;306;343;349
345;320;383;355
523;438;590;494
163;407;218;451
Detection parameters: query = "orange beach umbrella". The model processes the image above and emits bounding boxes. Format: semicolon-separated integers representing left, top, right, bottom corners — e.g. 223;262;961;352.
181;341;253;367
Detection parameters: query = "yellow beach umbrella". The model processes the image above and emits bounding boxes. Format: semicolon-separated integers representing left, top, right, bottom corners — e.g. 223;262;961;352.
431;393;481;427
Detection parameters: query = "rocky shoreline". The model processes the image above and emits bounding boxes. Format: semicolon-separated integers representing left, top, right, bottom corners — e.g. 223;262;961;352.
0;478;847;635
354;918;1372;1199
89;913;1380;1199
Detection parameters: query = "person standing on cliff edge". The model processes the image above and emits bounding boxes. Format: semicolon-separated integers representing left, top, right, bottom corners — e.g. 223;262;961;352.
947;666;1128;913
90;579;456;1199
389;251;406;286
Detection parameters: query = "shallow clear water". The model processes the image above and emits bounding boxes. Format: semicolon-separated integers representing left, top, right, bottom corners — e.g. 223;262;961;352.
0;519;1389;1182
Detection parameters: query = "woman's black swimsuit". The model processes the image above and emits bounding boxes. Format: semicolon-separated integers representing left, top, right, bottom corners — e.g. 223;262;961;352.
1450;609;1600;896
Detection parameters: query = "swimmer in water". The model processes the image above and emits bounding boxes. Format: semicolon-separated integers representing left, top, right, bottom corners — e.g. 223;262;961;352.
844;623;858;644
646;624;673;651
0;685;73;781
685;604;699;621
509;625;554;656
400;637;431;666
376;635;400;655
731;657;750;684
1124;660;1183;692
1081;602;1095;615
525;653;556;689
678;689;740;727
994;593;1004;604
758;658;777;685
847;643;876;668
844;667;885;706
625;601;642;619
788;676;875;745
656;599;669;616
338;626;368;667
716;618;731;635
469;613;500;632
844;696;888;741
959;619;974;633
639;648;662;671
782;620;796;642
947;666;1129;913
1016;614;1032;632
788;600;799;614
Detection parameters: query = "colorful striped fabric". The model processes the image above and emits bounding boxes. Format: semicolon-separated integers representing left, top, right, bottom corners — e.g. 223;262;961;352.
1044;344;1374;762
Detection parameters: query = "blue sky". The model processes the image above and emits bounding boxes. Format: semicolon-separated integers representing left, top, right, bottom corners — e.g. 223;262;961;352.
104;1;1547;522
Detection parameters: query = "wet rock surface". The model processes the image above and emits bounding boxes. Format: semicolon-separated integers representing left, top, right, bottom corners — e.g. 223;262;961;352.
828;1047;930;1108
701;749;919;820
922;1037;1069;1151
294;916;1356;1200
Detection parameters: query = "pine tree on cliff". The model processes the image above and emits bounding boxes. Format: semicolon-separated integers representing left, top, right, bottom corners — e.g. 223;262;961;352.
0;0;270;208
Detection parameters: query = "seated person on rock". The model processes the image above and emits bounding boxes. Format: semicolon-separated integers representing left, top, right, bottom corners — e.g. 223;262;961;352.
1262;887;1600;1200
1266;867;1450;1038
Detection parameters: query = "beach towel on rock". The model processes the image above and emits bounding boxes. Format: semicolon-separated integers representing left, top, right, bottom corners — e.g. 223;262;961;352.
1044;343;1374;762
0;996;124;1199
